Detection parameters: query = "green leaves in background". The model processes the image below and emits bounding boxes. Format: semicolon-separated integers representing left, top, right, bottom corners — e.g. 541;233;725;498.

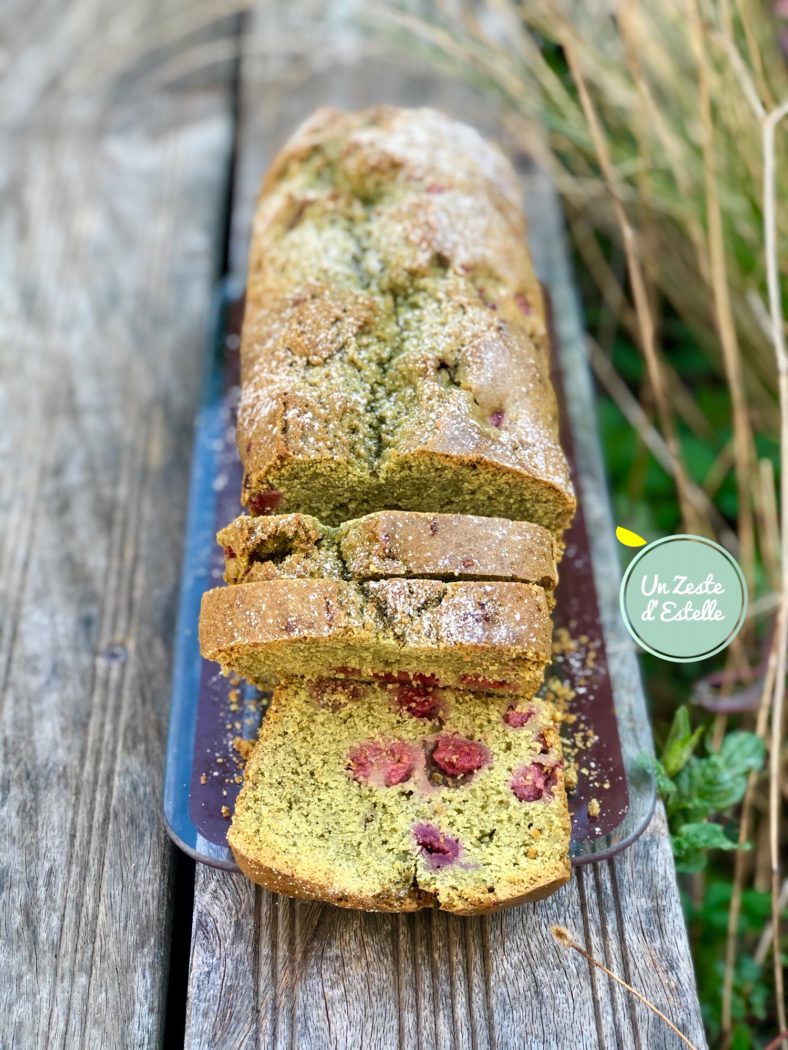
684;879;781;1047
671;732;766;826
672;822;740;874
662;706;704;777
647;707;765;873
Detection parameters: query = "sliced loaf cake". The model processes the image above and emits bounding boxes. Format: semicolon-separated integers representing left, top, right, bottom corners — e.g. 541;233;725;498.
199;578;552;695
219;509;557;592
229;679;571;913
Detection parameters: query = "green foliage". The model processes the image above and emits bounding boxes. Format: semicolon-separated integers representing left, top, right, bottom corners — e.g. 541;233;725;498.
672;822;739;874
645;709;773;1042
669;730;766;827
648;706;765;873
661;705;704;778
684;879;782;1048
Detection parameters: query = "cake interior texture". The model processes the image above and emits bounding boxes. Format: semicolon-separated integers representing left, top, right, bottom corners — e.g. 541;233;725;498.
229;679;571;914
199;577;553;695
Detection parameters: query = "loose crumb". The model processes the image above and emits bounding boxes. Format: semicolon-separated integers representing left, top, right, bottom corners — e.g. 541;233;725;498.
233;737;255;763
552;627;578;655
588;798;601;819
221;805;231;818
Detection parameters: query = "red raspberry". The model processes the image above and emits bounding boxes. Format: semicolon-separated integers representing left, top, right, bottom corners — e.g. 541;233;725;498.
347;740;419;788
503;706;535;728
431;735;490;777
511;761;559;802
412;823;460;868
515;292;532;315
396;684;443;720
248;489;282;514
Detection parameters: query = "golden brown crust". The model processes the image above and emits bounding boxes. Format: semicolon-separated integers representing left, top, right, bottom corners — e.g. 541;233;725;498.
231;842;569;915
237;107;575;532
340;511;557;586
199;577;359;649
198;577;553;693
230;845;428;912
218;509;557;590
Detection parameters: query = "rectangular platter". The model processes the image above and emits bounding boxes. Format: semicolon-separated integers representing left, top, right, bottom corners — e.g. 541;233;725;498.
164;171;656;870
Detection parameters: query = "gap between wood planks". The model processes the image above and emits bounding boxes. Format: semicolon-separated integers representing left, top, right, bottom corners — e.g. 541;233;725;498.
162;11;246;1047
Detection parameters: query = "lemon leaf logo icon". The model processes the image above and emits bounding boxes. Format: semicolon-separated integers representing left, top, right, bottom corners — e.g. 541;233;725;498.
616;526;648;548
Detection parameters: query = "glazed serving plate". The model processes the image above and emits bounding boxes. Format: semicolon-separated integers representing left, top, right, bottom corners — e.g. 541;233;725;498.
164;171;656;869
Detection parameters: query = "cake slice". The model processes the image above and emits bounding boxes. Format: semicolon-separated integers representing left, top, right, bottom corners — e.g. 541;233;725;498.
218;509;557;592
199;577;552;695
229;679;571;913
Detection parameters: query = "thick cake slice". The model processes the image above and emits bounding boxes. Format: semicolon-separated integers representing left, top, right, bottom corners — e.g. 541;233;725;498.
237;107;575;533
229;679;571;913
218;509;557;592
199;578;552;695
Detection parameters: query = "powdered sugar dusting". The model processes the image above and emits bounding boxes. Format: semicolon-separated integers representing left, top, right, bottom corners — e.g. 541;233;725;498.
236;107;575;528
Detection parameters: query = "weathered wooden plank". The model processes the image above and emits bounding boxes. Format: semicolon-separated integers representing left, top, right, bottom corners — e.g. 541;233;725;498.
189;811;704;1049
186;7;707;1050
0;3;234;1046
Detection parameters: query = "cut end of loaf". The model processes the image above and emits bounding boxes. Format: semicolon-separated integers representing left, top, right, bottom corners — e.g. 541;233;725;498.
228;679;571;914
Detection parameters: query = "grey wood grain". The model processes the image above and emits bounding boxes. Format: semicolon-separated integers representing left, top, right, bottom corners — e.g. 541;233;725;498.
188;808;703;1049
186;6;707;1050
0;3;234;1046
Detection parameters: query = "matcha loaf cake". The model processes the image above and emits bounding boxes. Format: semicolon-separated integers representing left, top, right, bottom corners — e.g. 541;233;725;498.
219;509;557;592
199;577;552;695
229;679;571;913
238;106;575;533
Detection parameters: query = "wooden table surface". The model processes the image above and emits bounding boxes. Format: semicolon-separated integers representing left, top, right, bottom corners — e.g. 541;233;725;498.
0;3;707;1047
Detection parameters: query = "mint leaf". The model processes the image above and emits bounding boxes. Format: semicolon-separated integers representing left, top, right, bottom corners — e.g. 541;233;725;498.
639;754;677;801
672;743;762;823
661;706;704;777
672;821;743;873
676;822;741;850
654;759;677;800
718;731;766;777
